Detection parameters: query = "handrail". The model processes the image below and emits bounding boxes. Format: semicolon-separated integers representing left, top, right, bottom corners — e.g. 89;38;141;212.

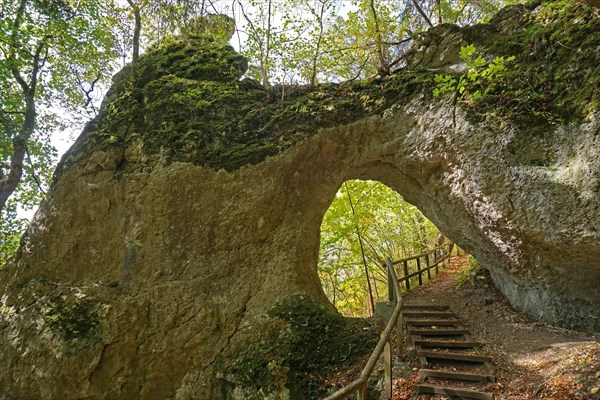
324;258;403;400
393;243;454;293
391;244;449;265
397;250;452;283
323;242;455;399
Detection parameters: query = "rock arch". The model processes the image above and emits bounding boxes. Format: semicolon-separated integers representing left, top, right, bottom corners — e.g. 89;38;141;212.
1;3;599;399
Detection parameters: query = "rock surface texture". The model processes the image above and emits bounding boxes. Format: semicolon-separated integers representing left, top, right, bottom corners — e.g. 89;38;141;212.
1;3;599;399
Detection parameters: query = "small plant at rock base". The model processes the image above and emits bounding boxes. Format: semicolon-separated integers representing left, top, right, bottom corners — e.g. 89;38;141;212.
455;255;486;287
433;44;516;100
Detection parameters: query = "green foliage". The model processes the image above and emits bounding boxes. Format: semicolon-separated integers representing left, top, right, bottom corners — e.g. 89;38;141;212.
455;255;485;287
0;201;28;266
236;0;519;86
0;0;120;263
230;295;379;398
461;1;600;124
319;180;439;316
433;44;515;99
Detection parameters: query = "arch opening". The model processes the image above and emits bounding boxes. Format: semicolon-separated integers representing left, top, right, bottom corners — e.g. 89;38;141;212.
317;179;444;317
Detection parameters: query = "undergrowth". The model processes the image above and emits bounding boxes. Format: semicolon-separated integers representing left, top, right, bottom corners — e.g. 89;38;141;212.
455;256;487;287
228;295;380;399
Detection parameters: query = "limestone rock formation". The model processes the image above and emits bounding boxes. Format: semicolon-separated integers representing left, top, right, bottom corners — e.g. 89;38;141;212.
1;2;599;399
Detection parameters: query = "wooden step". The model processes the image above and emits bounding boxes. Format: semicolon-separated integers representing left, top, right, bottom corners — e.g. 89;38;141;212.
419;369;496;383
418;350;491;363
402;304;450;310
409;328;469;336
413;384;493;400
405;319;461;326
403;311;456;318
414;340;482;349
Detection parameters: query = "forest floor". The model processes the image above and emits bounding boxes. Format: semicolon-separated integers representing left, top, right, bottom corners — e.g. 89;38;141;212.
392;255;600;400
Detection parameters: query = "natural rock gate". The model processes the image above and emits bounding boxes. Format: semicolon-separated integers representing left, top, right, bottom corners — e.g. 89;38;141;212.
1;3;599;399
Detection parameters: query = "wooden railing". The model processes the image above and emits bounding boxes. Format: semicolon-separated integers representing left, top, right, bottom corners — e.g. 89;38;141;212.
323;258;403;400
323;243;455;400
391;243;454;295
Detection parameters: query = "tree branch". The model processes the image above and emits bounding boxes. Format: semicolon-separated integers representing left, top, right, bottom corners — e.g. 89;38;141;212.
411;0;434;28
25;146;47;196
76;71;101;115
0;109;25;115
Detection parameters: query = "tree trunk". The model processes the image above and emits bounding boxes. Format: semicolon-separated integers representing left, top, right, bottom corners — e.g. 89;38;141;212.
369;0;390;76
411;0;434;28
127;0;141;63
0;94;34;214
344;183;375;316
1;0;41;215
310;0;326;87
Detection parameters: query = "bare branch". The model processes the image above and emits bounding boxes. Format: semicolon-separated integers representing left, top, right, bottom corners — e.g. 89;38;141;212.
0;109;25;115
25;146;47;196
411;0;434;28
75;71;101;115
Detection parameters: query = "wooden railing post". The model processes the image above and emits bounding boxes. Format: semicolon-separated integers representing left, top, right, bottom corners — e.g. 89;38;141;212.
403;260;410;292
386;257;403;357
384;339;392;399
426;254;431;281
396;309;403;355
416;257;422;286
357;383;367;400
387;263;394;304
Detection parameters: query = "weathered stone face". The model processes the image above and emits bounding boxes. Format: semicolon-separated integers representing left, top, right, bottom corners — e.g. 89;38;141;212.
1;3;599;399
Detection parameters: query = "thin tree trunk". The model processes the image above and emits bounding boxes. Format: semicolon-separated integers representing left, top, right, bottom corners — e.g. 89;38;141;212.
0;94;34;214
1;0;41;215
369;0;389;76
127;0;141;62
310;0;326;86
435;0;443;24
262;0;273;89
411;0;434;28
344;183;375;316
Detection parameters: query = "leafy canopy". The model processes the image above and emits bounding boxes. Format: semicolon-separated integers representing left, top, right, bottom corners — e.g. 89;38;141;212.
0;0;120;264
319;180;439;316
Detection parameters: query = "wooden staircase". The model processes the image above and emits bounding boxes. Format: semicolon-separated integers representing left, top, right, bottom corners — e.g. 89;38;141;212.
403;304;495;400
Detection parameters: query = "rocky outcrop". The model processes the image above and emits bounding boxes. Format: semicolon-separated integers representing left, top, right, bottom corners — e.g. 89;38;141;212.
1;2;599;399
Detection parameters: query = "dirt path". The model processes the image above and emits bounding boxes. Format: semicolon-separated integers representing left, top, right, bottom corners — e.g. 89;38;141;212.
393;255;600;400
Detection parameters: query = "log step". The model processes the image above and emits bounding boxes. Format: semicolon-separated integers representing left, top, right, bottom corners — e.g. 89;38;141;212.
403;311;456;318
418;351;491;363
402;304;450;310
414;340;482;349
409;328;469;336
413;384;494;400
405;319;461;326
419;369;496;383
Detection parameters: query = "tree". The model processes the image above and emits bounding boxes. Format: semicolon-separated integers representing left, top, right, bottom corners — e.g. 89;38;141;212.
319;180;439;316
0;0;119;262
0;0;525;267
126;0;144;62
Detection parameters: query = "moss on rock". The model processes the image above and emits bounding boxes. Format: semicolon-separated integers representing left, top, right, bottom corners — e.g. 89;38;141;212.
224;295;380;399
58;2;598;175
43;297;99;341
411;0;600;125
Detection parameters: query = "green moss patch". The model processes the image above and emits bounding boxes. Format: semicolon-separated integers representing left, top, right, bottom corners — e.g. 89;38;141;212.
444;0;599;125
227;295;380;399
43;297;100;341
57;2;598;177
